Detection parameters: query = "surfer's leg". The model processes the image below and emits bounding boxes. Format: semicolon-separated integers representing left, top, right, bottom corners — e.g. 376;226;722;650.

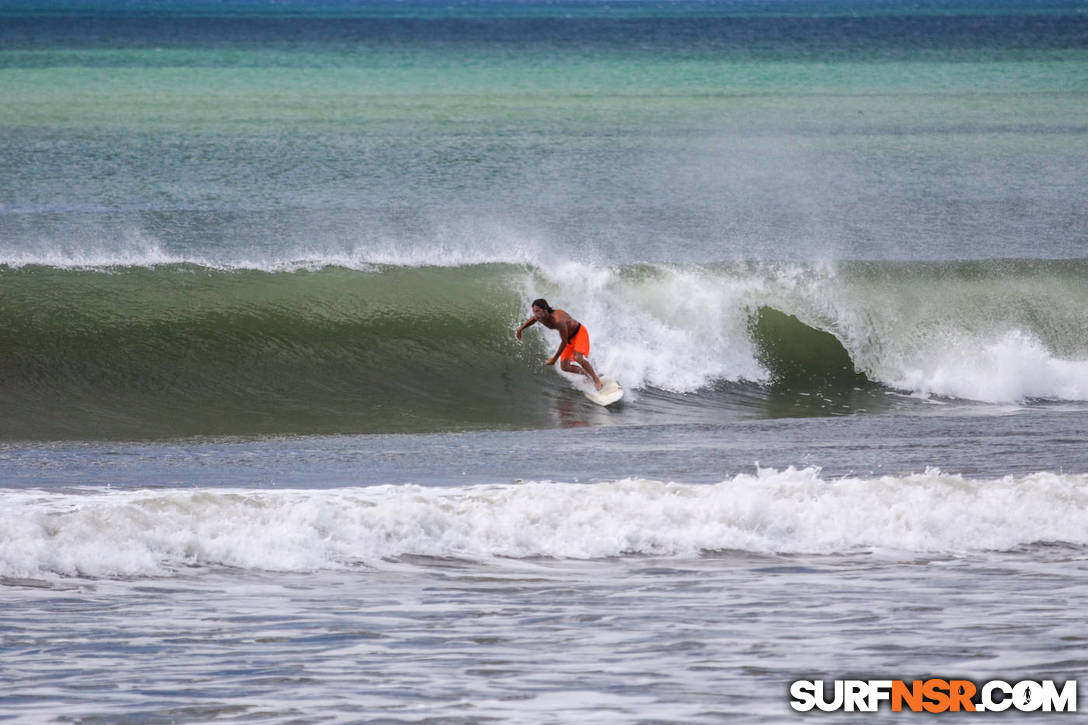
572;353;602;390
561;359;586;377
561;358;596;387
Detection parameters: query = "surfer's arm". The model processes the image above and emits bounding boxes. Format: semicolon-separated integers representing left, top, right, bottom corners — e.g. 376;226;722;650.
545;338;566;366
515;317;536;340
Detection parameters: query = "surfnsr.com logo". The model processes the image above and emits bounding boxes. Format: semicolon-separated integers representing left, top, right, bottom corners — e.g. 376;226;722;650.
790;679;1078;713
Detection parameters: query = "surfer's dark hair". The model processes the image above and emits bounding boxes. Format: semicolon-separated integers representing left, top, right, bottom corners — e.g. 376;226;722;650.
531;298;553;313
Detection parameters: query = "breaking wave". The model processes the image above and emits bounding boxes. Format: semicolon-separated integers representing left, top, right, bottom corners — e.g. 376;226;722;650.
2;256;1088;438
3;467;1087;579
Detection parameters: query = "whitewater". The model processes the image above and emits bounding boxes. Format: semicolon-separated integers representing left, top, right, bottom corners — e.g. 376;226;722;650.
3;1;1088;722
4;468;1088;579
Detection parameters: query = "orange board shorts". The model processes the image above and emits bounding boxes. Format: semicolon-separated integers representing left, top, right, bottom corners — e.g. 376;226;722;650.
560;325;590;362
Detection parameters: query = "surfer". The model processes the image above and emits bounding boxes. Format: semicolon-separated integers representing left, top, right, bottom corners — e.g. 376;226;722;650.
516;298;603;391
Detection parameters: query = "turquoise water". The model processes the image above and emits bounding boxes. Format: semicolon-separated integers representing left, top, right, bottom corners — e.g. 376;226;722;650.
2;2;1088;723
2;3;1086;263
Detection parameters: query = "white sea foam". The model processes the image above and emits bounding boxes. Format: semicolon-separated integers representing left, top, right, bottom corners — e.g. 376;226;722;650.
3;468;1086;579
794;272;1088;404
887;329;1088;403
518;261;772;394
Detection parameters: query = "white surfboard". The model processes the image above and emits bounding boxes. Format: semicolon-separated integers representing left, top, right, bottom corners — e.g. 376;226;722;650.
585;376;623;406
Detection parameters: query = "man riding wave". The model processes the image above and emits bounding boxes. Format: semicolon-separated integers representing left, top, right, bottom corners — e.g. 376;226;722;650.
516;298;603;391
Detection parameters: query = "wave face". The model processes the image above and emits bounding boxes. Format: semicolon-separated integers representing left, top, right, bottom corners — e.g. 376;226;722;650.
3;468;1087;579
2;258;1088;439
0;262;546;438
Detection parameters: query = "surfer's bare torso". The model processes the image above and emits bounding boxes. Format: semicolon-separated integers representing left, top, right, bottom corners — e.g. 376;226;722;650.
537;308;579;341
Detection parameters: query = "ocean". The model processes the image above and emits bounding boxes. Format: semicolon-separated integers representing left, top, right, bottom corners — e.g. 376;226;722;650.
2;0;1087;721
